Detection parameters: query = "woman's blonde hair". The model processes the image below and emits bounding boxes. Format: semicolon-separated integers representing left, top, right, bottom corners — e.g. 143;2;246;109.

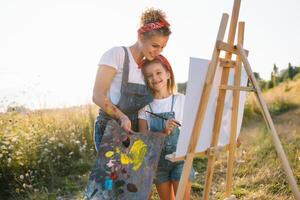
139;8;171;38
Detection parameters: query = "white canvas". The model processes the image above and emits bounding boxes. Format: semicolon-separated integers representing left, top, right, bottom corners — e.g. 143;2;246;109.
175;57;248;158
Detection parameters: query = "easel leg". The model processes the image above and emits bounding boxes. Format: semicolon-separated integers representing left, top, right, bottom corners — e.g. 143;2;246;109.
237;45;300;200
203;1;241;199
175;12;229;200
225;21;245;197
175;154;194;200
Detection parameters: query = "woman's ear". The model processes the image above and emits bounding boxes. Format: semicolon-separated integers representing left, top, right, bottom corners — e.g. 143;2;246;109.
138;33;146;43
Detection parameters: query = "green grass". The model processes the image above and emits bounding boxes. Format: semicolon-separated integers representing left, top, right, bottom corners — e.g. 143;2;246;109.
0;98;299;199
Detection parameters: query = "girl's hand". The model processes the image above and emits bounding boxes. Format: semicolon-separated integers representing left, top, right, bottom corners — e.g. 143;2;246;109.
119;115;131;134
164;119;180;135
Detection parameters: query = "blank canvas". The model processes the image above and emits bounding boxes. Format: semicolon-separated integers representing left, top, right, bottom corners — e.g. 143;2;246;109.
174;57;248;158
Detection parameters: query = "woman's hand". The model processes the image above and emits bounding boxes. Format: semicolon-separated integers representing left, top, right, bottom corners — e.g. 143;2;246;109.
119;115;131;133
164;119;180;135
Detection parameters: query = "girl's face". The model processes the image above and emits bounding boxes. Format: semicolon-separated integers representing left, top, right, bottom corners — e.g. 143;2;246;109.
139;35;169;60
143;62;170;93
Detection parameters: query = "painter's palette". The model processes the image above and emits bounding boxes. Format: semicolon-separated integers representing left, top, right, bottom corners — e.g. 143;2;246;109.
84;120;165;200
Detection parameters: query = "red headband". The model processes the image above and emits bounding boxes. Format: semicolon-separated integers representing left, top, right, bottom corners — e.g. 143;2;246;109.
138;55;172;72
138;19;170;34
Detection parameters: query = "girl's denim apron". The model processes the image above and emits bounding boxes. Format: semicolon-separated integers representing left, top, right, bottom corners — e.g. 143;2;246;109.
148;95;181;167
94;47;153;152
149;95;195;184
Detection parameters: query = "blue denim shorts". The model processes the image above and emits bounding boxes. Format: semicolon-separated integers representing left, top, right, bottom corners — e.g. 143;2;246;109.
153;161;195;184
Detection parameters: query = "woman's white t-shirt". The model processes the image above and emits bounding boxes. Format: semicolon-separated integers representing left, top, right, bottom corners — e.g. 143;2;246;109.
98;46;146;105
138;93;185;130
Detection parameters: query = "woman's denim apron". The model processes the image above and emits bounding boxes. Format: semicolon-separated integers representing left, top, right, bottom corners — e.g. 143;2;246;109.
93;47;153;152
149;95;195;184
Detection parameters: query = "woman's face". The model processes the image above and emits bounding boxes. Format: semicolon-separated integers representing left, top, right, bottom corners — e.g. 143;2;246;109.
139;35;169;60
143;62;170;93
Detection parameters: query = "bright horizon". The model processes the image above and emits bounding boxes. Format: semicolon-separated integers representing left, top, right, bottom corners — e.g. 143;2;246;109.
1;0;300;111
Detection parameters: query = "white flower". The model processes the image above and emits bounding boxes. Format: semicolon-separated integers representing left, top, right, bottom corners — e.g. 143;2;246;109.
7;158;11;163
20;175;24;180
58;143;64;147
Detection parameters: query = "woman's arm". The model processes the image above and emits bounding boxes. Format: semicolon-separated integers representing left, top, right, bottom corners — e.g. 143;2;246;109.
93;65;131;132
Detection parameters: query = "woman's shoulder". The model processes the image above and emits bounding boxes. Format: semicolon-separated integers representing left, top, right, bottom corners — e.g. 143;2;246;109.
103;46;125;55
99;46;127;68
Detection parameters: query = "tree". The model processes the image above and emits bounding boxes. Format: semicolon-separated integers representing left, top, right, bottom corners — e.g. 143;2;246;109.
271;64;279;86
288;62;295;80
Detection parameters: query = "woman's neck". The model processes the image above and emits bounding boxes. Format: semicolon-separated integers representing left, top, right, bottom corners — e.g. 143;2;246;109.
129;43;144;64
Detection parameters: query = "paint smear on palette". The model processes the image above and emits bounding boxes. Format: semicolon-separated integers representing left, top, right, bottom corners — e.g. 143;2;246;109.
129;140;147;171
120;139;147;171
83;120;165;200
105;151;114;158
127;183;138;192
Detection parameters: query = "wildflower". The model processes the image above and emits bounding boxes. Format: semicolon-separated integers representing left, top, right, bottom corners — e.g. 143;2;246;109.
58;143;64;147
20;175;24;180
68;152;74;156
7;157;11;163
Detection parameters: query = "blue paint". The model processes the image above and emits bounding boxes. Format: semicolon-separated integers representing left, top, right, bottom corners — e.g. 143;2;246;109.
104;177;113;190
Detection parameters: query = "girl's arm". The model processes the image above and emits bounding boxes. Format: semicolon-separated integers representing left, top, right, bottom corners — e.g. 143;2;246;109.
138;119;148;133
93;65;131;132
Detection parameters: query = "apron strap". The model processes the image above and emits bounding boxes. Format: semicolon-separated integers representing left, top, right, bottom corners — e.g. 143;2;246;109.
171;95;175;112
120;46;130;92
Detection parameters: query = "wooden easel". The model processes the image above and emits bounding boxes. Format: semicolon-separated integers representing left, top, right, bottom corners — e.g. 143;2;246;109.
174;0;300;199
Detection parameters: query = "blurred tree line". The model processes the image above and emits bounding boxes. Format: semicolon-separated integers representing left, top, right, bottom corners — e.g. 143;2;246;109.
177;63;300;93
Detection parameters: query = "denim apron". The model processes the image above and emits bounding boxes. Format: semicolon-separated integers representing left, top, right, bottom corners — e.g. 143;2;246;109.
148;95;183;167
94;47;153;152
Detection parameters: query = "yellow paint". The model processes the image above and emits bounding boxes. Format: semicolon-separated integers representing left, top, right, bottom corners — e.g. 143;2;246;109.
105;151;114;158
130;140;147;171
120;154;131;164
119;139;147;171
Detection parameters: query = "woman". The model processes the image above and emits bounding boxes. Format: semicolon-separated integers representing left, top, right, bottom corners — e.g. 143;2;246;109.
92;8;172;152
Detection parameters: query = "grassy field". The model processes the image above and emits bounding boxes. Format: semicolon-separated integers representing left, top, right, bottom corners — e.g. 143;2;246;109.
0;78;299;200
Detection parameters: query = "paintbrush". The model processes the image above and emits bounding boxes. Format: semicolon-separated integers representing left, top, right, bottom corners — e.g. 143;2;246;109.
145;110;181;126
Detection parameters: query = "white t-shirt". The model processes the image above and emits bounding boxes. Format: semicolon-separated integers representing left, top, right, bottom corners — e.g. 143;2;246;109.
98;46;146;105
138;93;185;130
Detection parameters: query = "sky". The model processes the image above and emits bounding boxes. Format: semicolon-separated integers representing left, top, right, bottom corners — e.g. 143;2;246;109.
1;0;300;111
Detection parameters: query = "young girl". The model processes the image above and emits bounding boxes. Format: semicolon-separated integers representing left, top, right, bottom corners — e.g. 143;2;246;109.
138;55;195;200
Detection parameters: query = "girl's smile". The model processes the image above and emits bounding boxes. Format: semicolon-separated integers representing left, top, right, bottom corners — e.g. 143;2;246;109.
143;62;171;98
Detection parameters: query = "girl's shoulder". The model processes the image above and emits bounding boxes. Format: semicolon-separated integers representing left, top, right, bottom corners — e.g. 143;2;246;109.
174;92;185;100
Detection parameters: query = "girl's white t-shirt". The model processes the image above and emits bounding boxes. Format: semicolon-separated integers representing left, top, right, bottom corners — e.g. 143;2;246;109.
138;93;185;130
98;46;146;105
